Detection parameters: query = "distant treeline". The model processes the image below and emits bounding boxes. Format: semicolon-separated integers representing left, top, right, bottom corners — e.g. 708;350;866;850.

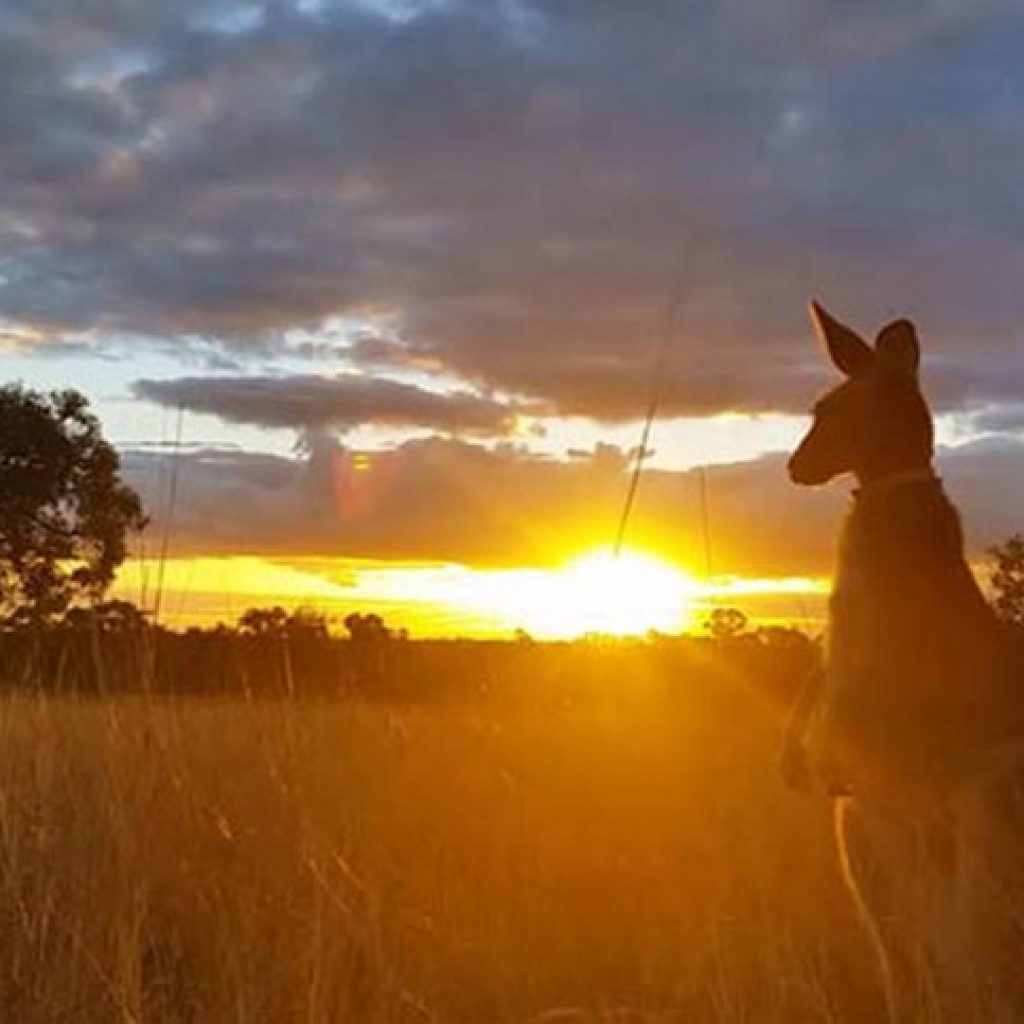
0;601;820;708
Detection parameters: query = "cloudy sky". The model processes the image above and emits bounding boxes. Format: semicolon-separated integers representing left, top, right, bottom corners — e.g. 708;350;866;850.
3;0;1024;631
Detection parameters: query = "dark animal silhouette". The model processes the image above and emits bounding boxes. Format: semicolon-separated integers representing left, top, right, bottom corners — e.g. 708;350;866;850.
783;302;1024;1023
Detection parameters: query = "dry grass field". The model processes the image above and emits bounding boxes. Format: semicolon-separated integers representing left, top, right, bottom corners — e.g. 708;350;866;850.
0;674;878;1023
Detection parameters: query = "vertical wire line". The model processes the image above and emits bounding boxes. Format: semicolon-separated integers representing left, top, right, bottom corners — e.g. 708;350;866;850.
612;261;688;558
699;464;714;580
153;404;184;625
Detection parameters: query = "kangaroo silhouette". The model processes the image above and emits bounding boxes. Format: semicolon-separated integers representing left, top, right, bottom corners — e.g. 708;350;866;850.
783;301;1024;1023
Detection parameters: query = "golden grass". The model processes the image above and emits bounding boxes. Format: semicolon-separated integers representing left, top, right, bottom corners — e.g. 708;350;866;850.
0;686;876;1022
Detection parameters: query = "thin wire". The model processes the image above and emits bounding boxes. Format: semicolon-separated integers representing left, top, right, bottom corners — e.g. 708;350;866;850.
612;256;690;557
698;464;714;579
153;404;185;625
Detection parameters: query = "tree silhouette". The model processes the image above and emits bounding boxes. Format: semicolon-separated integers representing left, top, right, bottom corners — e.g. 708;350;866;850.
237;606;330;641
284;607;329;642
706;606;748;640
989;534;1024;627
237;605;290;636
343;612;390;643
63;599;149;633
343;612;392;687
0;385;145;624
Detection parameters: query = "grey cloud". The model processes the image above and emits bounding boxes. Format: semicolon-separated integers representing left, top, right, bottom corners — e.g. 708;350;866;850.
3;1;1024;418
122;430;1024;576
939;436;1024;551
124;435;808;570
132;372;519;432
957;404;1024;436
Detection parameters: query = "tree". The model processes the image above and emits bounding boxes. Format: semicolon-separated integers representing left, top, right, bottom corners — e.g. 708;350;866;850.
343;612;391;644
238;605;290;636
0;385;146;624
343;612;391;687
989;534;1024;627
63;599;149;633
284;607;330;642
706;606;748;640
237;606;330;640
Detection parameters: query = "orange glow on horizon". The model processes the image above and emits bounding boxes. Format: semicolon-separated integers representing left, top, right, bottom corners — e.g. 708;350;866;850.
112;550;828;638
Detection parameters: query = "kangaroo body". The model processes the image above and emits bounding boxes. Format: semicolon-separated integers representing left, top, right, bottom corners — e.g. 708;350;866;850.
822;476;1015;794
786;304;1024;1022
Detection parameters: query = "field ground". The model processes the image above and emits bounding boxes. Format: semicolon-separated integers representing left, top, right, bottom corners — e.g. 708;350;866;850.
0;679;879;1022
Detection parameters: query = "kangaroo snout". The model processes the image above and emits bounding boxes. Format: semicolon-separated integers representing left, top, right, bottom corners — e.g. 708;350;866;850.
788;449;826;487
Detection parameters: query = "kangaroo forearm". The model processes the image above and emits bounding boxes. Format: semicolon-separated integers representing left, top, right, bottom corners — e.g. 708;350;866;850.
786;665;825;737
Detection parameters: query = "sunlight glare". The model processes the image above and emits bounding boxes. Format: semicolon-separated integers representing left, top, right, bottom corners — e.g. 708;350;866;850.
112;552;827;638
469;548;700;639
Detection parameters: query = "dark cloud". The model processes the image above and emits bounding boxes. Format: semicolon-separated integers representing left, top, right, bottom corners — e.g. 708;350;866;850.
951;402;1024;437
122;434;819;572
938;436;1024;550
3;1;1024;418
121;428;1024;576
132;372;520;432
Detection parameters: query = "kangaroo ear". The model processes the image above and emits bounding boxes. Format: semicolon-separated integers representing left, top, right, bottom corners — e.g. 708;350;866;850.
809;300;873;377
875;319;920;376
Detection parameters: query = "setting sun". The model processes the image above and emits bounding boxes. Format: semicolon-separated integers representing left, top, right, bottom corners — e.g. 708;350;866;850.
536;548;699;638
447;547;701;640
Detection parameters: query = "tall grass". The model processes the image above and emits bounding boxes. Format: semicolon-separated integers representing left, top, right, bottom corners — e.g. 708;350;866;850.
0;683;878;1022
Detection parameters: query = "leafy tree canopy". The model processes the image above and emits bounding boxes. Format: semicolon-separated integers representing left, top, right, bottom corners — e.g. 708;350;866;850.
0;384;146;624
990;534;1024;628
238;606;330;640
706;606;748;640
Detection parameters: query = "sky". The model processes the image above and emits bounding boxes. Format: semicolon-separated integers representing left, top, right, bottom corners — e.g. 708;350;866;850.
3;0;1024;634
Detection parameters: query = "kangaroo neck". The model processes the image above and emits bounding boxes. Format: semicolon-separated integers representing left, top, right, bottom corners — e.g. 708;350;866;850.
852;464;938;498
841;469;964;581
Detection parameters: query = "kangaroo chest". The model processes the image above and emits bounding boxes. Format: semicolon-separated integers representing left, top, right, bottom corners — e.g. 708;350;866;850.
822;489;1014;787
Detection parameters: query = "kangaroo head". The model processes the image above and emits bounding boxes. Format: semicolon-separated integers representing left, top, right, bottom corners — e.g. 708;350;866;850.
788;301;934;487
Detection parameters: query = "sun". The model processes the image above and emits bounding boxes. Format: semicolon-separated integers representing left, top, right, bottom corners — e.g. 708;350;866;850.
547;548;699;637
467;547;700;640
